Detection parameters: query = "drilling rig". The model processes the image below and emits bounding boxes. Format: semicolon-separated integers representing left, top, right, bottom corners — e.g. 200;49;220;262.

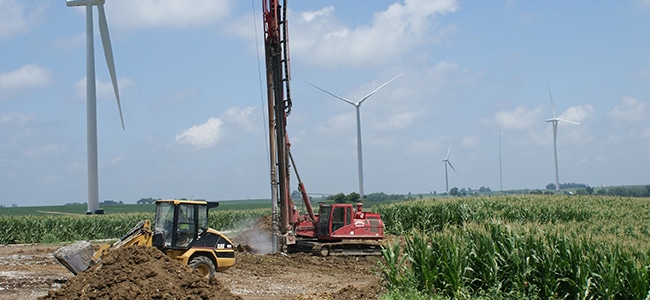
263;0;384;256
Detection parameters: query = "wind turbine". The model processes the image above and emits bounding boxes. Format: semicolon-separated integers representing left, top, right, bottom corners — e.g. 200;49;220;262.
309;74;402;199
67;0;124;214
441;145;458;192
546;86;578;192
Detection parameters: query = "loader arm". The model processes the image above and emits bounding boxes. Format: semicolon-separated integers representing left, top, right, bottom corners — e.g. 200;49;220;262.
55;220;153;275
93;220;154;261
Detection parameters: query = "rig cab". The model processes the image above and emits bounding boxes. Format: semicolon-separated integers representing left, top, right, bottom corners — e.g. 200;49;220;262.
315;203;384;241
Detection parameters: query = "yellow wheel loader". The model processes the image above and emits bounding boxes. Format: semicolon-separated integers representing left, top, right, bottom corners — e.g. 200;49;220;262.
55;199;235;278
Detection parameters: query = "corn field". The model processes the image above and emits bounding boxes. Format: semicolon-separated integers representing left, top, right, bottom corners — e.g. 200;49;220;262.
376;195;650;299
0;209;268;244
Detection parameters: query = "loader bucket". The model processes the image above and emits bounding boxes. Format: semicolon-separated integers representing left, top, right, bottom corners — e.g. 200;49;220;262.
54;241;94;275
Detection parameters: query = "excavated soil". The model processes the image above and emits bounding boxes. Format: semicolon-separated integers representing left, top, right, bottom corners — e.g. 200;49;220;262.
39;246;241;300
0;216;385;300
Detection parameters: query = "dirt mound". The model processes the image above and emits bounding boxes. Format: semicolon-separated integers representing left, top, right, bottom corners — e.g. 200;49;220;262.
38;245;241;300
232;215;274;254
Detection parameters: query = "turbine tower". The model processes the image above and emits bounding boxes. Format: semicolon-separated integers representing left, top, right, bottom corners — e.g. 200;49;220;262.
67;0;124;214
309;74;402;199
546;86;578;192
441;145;458;192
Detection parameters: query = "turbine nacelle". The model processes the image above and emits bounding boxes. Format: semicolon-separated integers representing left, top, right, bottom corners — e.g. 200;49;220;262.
67;0;105;7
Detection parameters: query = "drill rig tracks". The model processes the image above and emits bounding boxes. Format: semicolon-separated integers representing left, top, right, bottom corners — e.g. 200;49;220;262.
291;239;383;257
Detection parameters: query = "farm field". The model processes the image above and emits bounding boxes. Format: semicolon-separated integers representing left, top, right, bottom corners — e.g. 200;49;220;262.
0;195;649;299
0;199;273;216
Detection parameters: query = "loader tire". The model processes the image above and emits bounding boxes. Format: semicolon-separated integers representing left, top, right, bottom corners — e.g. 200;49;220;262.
189;256;215;279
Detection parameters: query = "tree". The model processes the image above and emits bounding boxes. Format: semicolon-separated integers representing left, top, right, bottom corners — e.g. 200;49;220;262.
479;186;492;193
607;187;629;197
291;190;300;199
345;192;360;203
585;186;594;195
332;193;346;203
575;189;588;195
449;187;459;196
546;183;556;190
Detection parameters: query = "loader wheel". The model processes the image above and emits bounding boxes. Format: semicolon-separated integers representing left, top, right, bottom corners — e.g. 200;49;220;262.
189;256;215;279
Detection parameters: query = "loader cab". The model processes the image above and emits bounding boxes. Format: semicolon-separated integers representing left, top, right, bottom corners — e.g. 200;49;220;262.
153;200;217;249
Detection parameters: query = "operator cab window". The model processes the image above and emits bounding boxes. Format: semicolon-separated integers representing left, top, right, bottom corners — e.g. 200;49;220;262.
154;202;175;247
197;205;208;236
175;204;197;248
332;206;347;232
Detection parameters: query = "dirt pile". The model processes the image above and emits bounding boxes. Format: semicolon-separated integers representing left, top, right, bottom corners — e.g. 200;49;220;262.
38;245;241;300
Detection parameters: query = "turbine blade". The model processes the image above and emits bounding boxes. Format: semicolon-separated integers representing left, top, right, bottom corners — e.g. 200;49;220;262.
309;82;356;106
447;161;459;176
98;3;125;130
547;84;557;118
358;73;403;105
558;118;580;125
446;144;451;159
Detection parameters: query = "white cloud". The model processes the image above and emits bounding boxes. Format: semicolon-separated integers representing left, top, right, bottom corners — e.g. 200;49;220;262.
495;106;543;131
0;65;51;97
0;112;34;126
108;0;232;30
176;117;223;149
290;0;459;68
302;6;334;22
559;104;594;124
221;107;258;133
96;77;133;101
375;111;425;130
0;0;47;39
608;97;648;124
461;136;479;148
74;77;134;101
175;106;259;149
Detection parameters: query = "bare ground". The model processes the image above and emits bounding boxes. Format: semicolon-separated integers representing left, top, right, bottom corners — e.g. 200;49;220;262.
0;217;386;300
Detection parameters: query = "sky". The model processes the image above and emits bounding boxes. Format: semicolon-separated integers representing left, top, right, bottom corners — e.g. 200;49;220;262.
1;0;649;206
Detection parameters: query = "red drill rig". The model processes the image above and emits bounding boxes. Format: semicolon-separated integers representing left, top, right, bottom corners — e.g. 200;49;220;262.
263;0;384;256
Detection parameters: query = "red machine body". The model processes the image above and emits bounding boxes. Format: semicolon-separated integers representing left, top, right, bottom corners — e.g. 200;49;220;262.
262;0;384;255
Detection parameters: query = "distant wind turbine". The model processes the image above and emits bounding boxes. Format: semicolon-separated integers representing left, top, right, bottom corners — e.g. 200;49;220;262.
67;0;125;214
546;86;579;192
309;74;403;199
441;145;458;192
499;130;503;193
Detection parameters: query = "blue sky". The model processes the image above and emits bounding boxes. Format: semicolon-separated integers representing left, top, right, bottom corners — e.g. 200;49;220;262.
1;0;649;206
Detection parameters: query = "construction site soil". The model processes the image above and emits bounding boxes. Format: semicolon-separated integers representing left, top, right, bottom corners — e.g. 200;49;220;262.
0;216;385;300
